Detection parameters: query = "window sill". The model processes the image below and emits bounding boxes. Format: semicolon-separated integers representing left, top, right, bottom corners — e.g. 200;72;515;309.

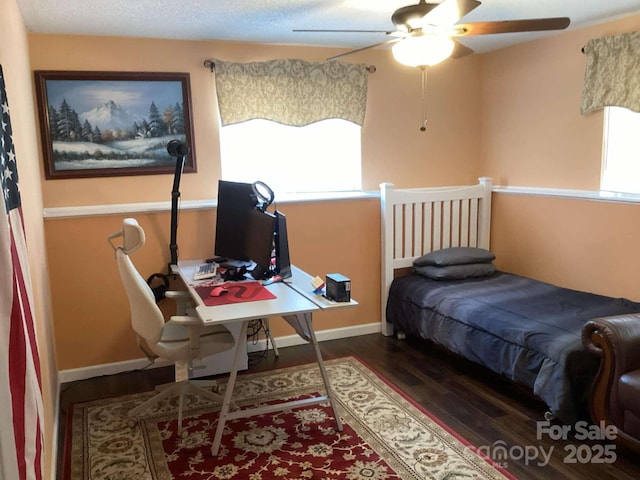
493;185;640;204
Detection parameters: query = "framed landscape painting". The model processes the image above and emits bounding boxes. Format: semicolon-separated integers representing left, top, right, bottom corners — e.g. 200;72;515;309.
34;71;196;179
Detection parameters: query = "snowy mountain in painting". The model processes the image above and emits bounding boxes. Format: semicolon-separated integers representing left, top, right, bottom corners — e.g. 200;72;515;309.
79;100;140;132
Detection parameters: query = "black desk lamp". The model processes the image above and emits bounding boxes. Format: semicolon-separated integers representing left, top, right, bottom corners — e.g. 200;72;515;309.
145;139;189;302
167;139;189;269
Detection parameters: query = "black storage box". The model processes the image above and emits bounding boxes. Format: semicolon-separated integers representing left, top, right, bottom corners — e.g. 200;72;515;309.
325;273;351;302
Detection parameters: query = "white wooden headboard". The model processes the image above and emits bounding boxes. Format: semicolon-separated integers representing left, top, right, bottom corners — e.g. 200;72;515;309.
380;177;493;336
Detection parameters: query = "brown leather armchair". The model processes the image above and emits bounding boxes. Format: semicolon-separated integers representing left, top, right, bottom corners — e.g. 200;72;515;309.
583;314;640;454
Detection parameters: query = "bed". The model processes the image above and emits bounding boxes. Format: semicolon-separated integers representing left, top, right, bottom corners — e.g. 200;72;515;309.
380;178;640;423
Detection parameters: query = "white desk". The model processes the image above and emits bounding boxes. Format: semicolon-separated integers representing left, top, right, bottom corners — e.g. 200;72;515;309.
174;260;349;456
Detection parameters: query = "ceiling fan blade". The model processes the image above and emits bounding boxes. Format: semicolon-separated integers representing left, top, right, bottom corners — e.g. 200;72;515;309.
423;0;481;27
453;17;570;36
326;39;400;61
294;29;394;34
451;39;475;59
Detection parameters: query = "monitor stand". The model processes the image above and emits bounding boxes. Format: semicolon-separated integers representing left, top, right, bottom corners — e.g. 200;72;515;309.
249;264;273;281
219;260;254;281
221;259;254;269
221;260;273;281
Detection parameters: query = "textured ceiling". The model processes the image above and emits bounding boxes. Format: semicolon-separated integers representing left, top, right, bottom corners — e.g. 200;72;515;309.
17;0;640;55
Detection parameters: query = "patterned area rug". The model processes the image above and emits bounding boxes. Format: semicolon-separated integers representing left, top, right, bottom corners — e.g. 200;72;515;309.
63;357;515;479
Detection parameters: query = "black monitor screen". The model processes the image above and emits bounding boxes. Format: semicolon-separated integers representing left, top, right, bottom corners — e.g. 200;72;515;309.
245;209;276;276
214;180;275;278
214;180;257;262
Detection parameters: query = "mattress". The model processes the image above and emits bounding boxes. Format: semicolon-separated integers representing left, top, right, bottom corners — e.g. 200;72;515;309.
386;271;640;423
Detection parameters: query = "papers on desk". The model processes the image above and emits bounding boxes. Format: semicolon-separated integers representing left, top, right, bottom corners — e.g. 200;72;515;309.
195;281;276;306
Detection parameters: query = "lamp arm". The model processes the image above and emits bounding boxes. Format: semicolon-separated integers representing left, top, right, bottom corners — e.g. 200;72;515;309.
169;154;185;270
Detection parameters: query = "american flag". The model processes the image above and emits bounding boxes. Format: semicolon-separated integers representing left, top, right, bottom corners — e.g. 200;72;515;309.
0;65;44;479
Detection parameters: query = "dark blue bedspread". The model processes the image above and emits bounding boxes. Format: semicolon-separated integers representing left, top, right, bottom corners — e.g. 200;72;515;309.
386;272;640;423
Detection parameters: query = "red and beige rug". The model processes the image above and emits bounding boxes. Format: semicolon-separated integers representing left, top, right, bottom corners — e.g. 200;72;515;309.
63;356;514;479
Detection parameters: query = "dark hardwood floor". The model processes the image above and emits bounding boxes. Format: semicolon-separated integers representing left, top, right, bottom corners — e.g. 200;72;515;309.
57;333;640;479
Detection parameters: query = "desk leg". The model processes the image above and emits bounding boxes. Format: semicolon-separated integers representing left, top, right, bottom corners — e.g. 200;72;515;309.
211;319;248;456
301;313;343;432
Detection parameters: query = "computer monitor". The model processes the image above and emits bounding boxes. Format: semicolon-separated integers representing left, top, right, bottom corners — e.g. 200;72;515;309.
214;180;256;264
244;209;276;279
214;180;290;280
274;211;291;279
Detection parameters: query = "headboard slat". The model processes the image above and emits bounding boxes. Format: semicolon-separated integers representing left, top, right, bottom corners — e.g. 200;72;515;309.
404;204;412;258
433;201;442;251
413;203;423;258
394;204;403;260
469;198;479;247
423;202;432;255
461;200;470;247
442;201;451;249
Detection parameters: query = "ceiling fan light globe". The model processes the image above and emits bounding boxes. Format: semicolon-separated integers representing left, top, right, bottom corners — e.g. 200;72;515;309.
392;35;455;67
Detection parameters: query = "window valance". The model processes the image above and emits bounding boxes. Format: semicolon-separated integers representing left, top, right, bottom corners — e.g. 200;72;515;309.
581;31;640;114
213;59;369;127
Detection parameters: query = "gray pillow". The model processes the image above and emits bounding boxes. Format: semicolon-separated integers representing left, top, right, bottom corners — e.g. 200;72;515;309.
414;263;496;280
413;247;495;267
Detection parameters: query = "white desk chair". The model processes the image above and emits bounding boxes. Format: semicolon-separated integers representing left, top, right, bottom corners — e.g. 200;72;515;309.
108;218;236;431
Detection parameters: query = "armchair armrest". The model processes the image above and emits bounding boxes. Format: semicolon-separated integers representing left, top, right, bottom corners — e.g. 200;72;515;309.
165;290;194;315
165;290;191;300
583;314;640;375
167;315;202;326
582;313;640;433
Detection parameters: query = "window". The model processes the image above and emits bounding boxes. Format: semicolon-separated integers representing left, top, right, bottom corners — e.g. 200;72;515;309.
220;119;361;194
601;106;640;194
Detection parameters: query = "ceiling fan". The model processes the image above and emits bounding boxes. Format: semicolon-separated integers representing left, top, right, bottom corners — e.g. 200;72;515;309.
294;0;570;67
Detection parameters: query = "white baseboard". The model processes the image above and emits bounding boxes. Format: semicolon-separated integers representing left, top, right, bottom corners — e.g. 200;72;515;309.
58;322;381;384
247;321;380;352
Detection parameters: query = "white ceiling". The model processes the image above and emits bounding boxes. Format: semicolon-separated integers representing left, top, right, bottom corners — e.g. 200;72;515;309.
16;0;640;55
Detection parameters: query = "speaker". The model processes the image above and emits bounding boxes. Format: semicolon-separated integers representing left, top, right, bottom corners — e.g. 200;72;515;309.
325;273;351;303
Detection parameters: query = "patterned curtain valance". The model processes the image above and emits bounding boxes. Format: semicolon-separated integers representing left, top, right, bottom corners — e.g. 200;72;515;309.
213;59;369;127
581;31;640;114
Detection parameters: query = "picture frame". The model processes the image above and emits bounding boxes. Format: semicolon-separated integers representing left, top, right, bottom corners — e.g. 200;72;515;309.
34;71;196;179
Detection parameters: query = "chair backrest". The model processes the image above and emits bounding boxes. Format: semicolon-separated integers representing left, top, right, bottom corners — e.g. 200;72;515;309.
108;217;146;254
110;218;165;347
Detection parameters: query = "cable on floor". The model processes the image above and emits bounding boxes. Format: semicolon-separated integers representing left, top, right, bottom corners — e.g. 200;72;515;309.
247;319;270;367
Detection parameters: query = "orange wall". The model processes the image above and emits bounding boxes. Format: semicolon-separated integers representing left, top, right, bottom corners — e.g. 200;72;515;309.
482;14;640;299
491;193;640;301
0;0;57;475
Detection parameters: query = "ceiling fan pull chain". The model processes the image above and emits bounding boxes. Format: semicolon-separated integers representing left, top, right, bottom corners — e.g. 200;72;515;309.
420;67;428;131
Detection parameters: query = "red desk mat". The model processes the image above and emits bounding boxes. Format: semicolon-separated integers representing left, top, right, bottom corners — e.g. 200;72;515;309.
195;281;276;306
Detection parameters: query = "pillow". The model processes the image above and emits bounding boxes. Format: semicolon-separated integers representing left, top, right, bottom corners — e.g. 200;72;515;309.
413;247;495;267
414;263;496;280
